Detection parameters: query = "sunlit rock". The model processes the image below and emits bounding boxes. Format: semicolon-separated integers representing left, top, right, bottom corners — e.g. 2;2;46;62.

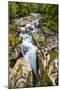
9;58;33;88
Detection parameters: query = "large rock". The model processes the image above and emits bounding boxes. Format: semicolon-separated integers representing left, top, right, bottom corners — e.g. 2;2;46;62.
37;47;58;86
19;20;28;26
41;26;55;35
46;36;58;50
48;58;58;85
14;17;30;27
9;31;22;61
9;47;20;60
37;52;53;86
9;58;33;88
33;31;57;50
32;25;58;86
32;32;45;48
19;17;30;27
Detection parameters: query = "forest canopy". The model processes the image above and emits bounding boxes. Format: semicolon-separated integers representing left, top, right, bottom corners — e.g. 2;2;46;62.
9;2;58;32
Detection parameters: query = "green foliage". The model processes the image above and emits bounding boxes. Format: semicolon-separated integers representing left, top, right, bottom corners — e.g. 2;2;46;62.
9;24;19;46
9;24;17;30
40;15;58;32
9;2;17;19
9;23;17;33
37;4;58;16
9;2;38;19
38;4;58;32
9;23;22;56
9;2;58;33
9;34;20;48
16;3;29;17
16;2;38;17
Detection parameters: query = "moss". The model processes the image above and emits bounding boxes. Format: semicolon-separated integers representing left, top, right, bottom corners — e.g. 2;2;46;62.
9;24;20;35
50;50;58;61
48;49;58;65
9;34;22;48
37;53;53;86
40;69;53;86
9;23;22;59
9;24;17;31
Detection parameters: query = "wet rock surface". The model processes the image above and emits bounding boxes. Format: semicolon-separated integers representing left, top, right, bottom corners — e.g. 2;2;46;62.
33;30;58;85
9;13;58;88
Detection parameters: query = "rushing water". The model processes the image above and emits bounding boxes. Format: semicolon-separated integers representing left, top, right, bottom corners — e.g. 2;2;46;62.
19;14;40;77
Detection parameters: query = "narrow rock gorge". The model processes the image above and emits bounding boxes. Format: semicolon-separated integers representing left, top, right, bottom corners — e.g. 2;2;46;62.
9;13;58;88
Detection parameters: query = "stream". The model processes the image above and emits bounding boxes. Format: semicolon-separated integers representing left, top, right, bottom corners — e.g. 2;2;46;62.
18;13;40;78
11;13;58;86
16;13;58;79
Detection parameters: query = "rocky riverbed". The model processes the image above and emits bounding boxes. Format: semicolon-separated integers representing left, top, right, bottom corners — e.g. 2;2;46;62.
9;13;58;88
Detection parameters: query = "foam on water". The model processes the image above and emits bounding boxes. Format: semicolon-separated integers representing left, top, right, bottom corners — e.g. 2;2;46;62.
20;14;40;77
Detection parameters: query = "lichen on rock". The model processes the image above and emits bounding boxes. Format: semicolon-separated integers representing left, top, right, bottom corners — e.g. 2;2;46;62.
9;58;33;88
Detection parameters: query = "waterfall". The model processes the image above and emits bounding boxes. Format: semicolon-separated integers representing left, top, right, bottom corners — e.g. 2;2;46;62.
20;14;40;78
21;41;38;77
25;46;38;77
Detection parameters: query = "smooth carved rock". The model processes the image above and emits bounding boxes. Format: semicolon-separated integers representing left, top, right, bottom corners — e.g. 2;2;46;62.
9;58;33;88
48;58;58;85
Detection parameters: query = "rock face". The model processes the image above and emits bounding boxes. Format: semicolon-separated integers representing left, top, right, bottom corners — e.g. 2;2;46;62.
41;26;55;35
37;48;58;86
9;58;33;88
9;13;58;87
33;31;58;86
9;47;20;60
32;32;45;49
48;58;58;85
